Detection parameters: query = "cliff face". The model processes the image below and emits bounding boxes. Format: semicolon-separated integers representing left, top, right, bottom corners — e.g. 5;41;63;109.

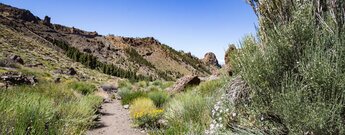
0;3;211;80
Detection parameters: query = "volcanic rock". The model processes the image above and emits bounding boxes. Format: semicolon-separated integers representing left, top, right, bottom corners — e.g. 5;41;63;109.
203;52;221;68
67;68;77;75
0;72;37;85
9;55;24;65
225;76;249;105
42;16;51;26
167;75;201;94
101;84;117;93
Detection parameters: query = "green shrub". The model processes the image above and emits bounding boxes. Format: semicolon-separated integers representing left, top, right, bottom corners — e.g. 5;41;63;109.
137;81;148;88
229;1;345;134
147;85;161;92
118;88;147;105
118;87;131;98
164;91;211;134
130;97;164;128
197;78;226;96
68;81;96;95
161;81;174;90
118;79;132;88
151;80;162;86
0;83;102;134
148;90;169;108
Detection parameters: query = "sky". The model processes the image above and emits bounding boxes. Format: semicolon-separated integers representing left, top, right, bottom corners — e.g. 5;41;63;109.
0;0;257;64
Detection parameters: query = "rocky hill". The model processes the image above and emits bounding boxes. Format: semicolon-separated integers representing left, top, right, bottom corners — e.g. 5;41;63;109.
0;3;212;81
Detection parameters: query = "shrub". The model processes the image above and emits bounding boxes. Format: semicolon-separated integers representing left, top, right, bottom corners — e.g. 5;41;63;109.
130;97;163;127
0;83;102;134
68;81;96;95
228;1;345;134
148;90;169;108
118;88;146;105
161;81;174;90
137;81;148;88
164;91;211;134
197;78;226;96
118;79;132;88
151;80;162;86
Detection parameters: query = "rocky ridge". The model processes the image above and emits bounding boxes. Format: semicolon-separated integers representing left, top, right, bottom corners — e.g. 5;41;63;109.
0;3;215;81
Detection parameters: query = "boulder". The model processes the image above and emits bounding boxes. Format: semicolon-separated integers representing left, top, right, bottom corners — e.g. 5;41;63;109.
53;69;64;74
0;72;37;85
203;52;221;68
101;84;117;93
167;75;201;94
9;55;24;65
225;76;250;105
54;77;61;83
66;68;77;75
83;48;92;53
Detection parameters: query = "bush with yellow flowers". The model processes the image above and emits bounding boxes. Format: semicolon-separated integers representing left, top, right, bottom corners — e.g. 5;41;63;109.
130;97;164;127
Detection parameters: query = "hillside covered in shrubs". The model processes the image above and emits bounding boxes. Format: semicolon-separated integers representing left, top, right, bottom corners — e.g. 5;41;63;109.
1;0;344;135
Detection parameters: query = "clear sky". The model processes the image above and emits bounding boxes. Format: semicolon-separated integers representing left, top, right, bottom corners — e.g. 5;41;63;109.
1;0;257;64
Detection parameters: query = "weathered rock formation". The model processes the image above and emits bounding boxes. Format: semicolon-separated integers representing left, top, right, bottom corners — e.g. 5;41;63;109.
42;15;51;26
203;52;221;68
0;3;39;23
225;76;249;105
0;3;212;81
9;54;24;65
167;75;201;94
101;84;118;93
0;72;37;85
224;44;237;76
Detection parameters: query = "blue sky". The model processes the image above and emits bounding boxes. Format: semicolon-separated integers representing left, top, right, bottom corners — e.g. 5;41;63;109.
1;0;257;63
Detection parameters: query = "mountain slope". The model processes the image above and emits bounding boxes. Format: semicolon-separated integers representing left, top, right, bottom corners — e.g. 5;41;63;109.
0;3;212;81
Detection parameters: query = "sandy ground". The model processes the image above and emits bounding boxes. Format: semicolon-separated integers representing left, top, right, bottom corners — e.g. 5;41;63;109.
86;91;145;135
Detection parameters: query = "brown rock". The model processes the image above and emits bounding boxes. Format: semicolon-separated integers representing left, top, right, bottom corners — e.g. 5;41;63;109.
66;67;77;75
167;75;201;94
54;77;61;83
9;55;24;65
0;3;39;23
0;72;37;85
43;16;51;26
203;52;221;68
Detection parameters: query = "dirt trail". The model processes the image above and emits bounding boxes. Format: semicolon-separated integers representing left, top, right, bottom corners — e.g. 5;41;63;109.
87;91;145;135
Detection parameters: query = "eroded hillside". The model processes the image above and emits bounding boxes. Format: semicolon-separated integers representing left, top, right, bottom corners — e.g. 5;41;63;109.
0;3;212;81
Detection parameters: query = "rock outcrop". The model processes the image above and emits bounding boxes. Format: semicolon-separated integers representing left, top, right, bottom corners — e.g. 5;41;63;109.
0;3;212;81
42;16;51;26
101;84;118;93
224;44;237;76
9;54;24;65
225;76;249;105
167;75;201;94
67;68;77;75
0;72;37;85
0;3;39;23
203;52;221;68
